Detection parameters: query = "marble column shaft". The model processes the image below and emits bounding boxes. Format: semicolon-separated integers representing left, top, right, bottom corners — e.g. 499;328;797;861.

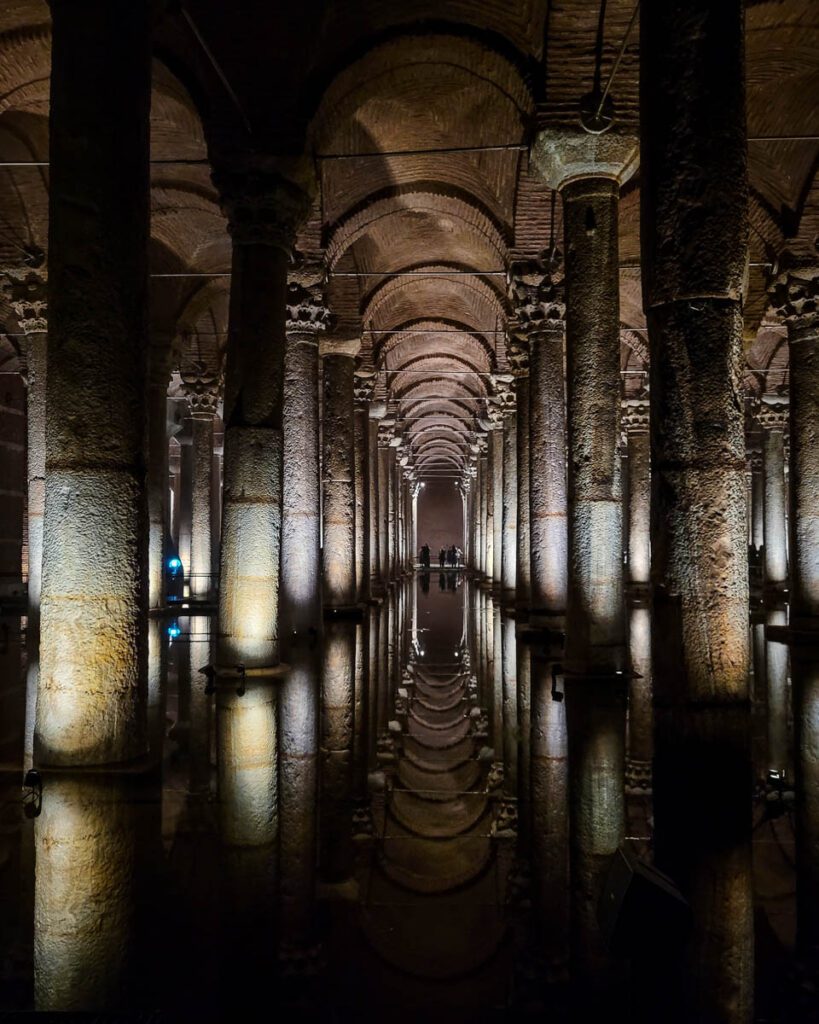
37;0;151;766
761;404;789;589
624;401;650;586
502;411;518;598
515;372;531;607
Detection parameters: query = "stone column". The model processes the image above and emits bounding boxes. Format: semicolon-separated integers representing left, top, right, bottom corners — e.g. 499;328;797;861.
750;450;764;555
477;441;488;576
623;398;651;587
322;337;360;608
491;424;504;589
368;401;386;592
146;343;171;758
212;158;311;853
502;415;517;599
769;259;819;962
377;425;392;582
279;265;328;953
501;612;518;797
353;372;374;601
759;399;789;592
641;2;753;1018
4;268;47;768
510;258;568;625
508;336;531;608
37;0;151;766
626;602;653;791
531;133;636;986
388;443;399;578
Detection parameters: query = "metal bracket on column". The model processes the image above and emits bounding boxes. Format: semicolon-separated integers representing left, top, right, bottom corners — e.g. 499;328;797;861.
200;662;291;696
551;663;564;702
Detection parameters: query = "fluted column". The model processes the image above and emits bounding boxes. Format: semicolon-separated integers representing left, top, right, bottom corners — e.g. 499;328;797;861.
279;265;328;950
623;398;650;587
213;158;311;855
37;0;151;766
769;259;819;963
759;399;789;592
4;269;47;768
641;2;752;1018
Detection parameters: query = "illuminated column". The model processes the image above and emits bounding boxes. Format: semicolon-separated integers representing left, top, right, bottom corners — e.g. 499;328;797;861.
322;337;360;607
37;0;151;765
750;449;764;555
499;384;518;601
386;442;397;578
507;334;531;608
4;269;47;767
769;259;819;961
477;440;488;575
353;371;374;600
212;158;311;856
641;1;753;1017
146;342;171;757
35;775;137;1010
759;399;789;592
623;398;650;587
181;375;218;791
515;258;568;625
491;423;503;588
279;267;328;950
531;133;636;983
377;425;391;581
369;401;386;591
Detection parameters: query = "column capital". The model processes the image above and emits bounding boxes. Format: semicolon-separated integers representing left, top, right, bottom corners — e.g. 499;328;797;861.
621;398;650;434
211;155;314;249
180;365;220;419
530;128;638;192
319;337;361;360
353;370;376;405
286;260;332;337
377;422;395;448
508;254;566;340
769;255;819;336
506;332;530;376
3;267;47;334
758;397;789;432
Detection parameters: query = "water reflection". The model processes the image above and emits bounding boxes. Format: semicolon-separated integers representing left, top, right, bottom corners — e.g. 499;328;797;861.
1;577;811;1017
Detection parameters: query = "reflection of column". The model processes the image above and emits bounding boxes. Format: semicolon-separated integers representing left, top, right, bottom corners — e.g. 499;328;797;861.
353;372;374;601
622;399;650;586
5;269;48;767
759;400;789;591
322;338;360;607
35;775;136;1010
530;651;568;968
279;269;327;949
769;259;819;961
182;380;217;792
532;133;635;985
492;601;503;763
37;1;151;766
642;2;753;1017
321;618;356;881
516;640;531;840
502;613;518;796
765;606;789;779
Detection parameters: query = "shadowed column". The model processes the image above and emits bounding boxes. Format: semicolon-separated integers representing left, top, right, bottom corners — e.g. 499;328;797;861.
37;0;151;766
4;268;47;768
769;258;819;966
642;2;753;1018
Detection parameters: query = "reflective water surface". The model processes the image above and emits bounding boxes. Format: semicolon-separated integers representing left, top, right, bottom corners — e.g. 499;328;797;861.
0;575;810;1020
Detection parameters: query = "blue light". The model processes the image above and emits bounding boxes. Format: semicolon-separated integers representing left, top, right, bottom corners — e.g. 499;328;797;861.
167;620;181;639
167;557;182;571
